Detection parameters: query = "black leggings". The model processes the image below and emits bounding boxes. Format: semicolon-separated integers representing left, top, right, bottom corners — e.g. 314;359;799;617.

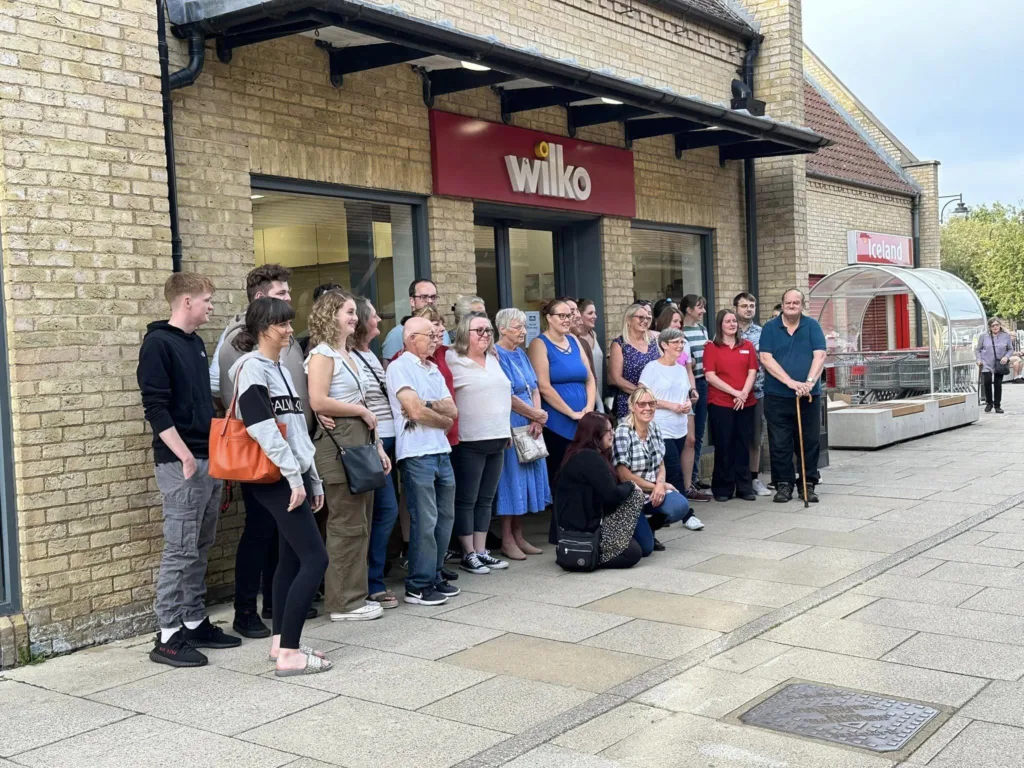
453;439;506;538
241;473;328;649
602;539;642;569
983;371;1004;408
545;429;573;545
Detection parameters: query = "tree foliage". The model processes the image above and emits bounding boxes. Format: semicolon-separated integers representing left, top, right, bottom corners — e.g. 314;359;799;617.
941;204;1024;319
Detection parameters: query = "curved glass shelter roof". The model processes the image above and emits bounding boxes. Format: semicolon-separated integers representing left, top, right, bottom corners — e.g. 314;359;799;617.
808;265;987;397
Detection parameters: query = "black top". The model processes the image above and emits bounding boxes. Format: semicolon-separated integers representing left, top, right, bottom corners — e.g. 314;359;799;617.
137;320;215;464
554;449;635;533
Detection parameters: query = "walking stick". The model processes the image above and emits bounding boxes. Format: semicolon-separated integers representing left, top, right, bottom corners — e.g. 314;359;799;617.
795;394;810;509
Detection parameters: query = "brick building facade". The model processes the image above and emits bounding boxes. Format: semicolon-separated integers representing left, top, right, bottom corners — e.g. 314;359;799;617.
0;0;942;657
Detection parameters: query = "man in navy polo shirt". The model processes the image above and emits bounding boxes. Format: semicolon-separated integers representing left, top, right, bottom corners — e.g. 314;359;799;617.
758;288;827;503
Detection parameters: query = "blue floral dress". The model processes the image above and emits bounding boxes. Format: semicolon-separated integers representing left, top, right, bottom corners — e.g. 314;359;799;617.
495;345;552;516
613;335;661;418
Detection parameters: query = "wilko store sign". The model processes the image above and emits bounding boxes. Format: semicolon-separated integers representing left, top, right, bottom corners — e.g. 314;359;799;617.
848;230;914;268
430;111;635;217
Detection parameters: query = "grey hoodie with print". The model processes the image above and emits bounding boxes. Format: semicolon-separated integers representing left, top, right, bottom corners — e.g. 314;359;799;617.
229;350;323;496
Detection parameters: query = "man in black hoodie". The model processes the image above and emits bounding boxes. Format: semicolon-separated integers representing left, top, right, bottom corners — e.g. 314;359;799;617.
137;273;241;667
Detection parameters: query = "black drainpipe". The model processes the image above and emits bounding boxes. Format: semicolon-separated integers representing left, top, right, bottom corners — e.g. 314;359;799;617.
912;192;923;346
742;37;761;321
158;0;206;272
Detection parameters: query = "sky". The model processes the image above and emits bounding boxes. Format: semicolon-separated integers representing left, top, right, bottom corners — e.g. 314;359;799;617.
802;0;1022;209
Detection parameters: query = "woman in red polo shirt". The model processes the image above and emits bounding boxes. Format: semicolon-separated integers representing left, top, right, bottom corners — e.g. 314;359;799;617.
702;308;759;503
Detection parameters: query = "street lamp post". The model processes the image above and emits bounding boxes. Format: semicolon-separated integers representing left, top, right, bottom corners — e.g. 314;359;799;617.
939;193;969;223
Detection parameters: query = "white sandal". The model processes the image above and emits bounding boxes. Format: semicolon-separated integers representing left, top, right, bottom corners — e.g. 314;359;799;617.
274;651;333;677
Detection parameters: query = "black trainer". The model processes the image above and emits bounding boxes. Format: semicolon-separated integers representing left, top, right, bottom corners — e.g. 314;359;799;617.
233;611;271;639
797;483;819;503
985;404;993;413
405;586;448;606
996;407;1005;414
440;567;459;581
694;479;711;490
652;538;666;552
434;580;461;597
183;617;242;649
150;631;208;668
773;482;793;503
738;492;758;501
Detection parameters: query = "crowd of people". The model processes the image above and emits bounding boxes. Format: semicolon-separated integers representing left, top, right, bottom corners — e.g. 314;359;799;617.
137;264;827;676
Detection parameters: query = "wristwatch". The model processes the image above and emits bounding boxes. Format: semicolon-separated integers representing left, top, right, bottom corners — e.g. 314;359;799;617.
424;400;434;409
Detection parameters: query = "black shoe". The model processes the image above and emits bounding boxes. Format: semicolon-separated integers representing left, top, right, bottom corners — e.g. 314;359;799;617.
797;483;820;503
262;606;318;621
652;538;666;552
694;480;711;490
985;404;993;413
404;586;447;606
996;407;1005;414
232;611;271;639
434;580;461;597
773;482;793;503
150;631;207;667
441;567;459;581
182;617;242;649
714;495;730;502
738;492;757;501
445;547;462;563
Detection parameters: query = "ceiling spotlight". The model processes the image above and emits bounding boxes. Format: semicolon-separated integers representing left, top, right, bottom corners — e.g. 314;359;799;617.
250;194;265;200
600;97;623;105
460;61;491;72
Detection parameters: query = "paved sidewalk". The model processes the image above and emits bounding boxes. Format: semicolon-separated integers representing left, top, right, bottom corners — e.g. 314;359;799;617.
3;389;1023;767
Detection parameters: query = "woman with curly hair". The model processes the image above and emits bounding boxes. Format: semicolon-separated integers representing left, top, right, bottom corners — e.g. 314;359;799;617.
306;290;392;623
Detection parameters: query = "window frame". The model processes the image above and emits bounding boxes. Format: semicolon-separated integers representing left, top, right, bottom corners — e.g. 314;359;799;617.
0;224;20;615
630;220;715;317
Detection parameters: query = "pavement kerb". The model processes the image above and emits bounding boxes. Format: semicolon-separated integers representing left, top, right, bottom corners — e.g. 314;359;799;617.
454;487;1024;768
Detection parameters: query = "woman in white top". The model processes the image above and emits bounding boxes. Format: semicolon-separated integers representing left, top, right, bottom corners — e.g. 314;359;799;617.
306;290;392;623
639;328;699;500
446;312;513;575
349;296;399;610
576;298;605;413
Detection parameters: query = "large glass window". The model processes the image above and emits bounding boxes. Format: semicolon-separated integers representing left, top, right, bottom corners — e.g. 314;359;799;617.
631;228;704;304
252;191;417;338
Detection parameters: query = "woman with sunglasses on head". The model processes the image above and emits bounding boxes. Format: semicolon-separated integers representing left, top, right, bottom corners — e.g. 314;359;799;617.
608;303;661;419
446;313;512;574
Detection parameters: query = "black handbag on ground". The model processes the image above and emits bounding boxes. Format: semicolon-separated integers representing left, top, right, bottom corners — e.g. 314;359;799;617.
555;526;601;572
317;355;387;496
990;331;1011;376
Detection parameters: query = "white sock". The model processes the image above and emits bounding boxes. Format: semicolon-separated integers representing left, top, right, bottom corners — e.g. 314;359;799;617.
183;618;204;630
160;627;180;643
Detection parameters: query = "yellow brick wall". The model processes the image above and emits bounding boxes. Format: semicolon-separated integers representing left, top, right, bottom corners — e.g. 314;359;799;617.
904;161;941;269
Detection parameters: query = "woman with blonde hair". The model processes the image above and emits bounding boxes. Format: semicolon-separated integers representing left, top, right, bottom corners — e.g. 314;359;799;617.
306;290;392;623
613;386;703;550
608;303;660;419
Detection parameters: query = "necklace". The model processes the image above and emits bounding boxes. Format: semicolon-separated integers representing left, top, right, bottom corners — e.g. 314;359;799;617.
547;333;571;353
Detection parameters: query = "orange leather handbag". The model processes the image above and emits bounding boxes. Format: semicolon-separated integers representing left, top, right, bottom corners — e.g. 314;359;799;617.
209;363;286;483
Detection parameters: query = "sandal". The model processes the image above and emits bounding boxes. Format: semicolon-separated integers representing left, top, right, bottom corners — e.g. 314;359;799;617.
275;651;333;677
269;644;325;662
368;591;399;609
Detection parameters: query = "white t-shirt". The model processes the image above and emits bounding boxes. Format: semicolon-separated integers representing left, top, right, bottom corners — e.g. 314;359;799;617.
639;358;690;439
446;350;512;442
386;351;452;460
304;343;363;405
351;349;396;439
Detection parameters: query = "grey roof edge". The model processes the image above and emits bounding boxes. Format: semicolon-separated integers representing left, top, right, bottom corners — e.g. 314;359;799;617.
804;45;919;164
805;73;921;195
648;0;759;39
173;0;829;151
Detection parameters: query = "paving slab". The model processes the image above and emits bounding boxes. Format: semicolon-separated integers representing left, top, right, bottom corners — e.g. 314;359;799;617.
762;614;916;658
303;613;505;660
704;640;791;674
420;675;593;734
505;744;626;767
396;589;493;617
977;532;1024;551
455;572;629;608
583;589;770;632
694;577;817;607
688;546;886;588
14;715;293;768
635;666;777;717
0;680;131;757
241;696;507;768
443;634;658;693
805;592;880;618
0;646;171;696
603;711;893;768
853;573;985;606
887;556;945;578
959;586;1024;616
201;636;344;676
271;646;493;709
960;680;1024;727
89;665;334;736
583;563;733;597
903;716;973;766
850;598;1024;644
664;533;812;560
767;527;928;554
552;703;670;755
747;648;988;707
922;560;1024;590
874;502;990;527
927;489;1015;506
928;721;1024;768
924;541;1024;567
780;496;904;520
977;517;1024;534
580;619;720;660
440;596;631;643
847;485;937;500
883;632;1024;681
708;512;872;540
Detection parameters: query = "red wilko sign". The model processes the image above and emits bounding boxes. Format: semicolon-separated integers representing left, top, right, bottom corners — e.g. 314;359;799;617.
429;110;636;218
847;230;914;268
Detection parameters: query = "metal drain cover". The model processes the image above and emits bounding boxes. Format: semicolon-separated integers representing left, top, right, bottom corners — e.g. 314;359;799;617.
739;683;939;752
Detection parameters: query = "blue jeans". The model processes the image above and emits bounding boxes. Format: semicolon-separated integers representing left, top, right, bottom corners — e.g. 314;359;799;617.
367;436;399;596
663;436;686;491
691;377;709;487
401;453;456;592
633;514;655;557
644;490;691;528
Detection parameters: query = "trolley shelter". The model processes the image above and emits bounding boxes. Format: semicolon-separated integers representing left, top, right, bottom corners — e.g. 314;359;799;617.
808;265;987;403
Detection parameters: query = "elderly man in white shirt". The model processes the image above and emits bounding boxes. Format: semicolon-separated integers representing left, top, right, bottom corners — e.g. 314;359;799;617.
386;316;460;607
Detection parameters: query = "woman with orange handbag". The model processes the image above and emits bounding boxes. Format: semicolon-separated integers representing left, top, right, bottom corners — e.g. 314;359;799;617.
228;297;331;677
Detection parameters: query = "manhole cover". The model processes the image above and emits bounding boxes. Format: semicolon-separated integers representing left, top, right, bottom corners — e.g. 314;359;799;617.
739;683;939;753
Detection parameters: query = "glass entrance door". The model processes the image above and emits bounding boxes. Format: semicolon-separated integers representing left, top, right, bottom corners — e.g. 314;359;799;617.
474;224;558;314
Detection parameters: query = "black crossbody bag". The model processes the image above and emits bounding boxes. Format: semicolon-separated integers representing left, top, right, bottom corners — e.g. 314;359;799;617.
555;526;601;572
317;355;386;495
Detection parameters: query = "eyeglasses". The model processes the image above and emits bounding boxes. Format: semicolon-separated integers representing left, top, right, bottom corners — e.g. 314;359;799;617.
666;339;685;346
549;312;574;321
410;332;441;341
635;401;657;411
471;327;493;337
414;294;438;302
634;315;652;323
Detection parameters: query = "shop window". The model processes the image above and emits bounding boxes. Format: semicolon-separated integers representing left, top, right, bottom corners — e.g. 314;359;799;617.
252;191;417;338
631;228;705;305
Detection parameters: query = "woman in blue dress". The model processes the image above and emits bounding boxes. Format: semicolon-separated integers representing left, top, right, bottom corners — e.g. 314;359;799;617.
527;299;596;544
608;302;660;419
494;308;552;560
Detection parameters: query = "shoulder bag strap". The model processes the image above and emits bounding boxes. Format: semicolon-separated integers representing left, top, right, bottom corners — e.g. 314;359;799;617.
315;351;377;447
223;360;247;434
353;349;387;400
